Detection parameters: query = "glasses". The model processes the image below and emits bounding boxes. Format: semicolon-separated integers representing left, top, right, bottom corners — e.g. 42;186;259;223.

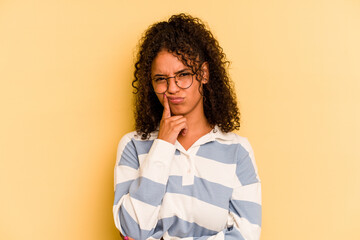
152;71;195;94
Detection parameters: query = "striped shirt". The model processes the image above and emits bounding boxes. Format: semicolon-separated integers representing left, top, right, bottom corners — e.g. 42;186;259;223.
113;126;261;240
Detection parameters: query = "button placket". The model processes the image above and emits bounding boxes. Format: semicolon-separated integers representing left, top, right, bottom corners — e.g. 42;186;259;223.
181;153;195;186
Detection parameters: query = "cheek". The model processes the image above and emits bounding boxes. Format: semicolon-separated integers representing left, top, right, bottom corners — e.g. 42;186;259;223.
190;82;203;99
156;93;164;106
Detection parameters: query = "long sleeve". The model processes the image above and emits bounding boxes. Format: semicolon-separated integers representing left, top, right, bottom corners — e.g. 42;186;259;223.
196;138;262;240
113;133;176;240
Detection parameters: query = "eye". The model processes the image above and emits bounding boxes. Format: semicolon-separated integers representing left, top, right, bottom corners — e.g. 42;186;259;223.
178;72;192;77
154;77;166;82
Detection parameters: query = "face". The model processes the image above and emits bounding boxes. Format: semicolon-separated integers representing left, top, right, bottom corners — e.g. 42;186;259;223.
151;50;208;117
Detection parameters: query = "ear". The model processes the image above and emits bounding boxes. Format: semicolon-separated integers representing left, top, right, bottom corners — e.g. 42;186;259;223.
201;62;209;84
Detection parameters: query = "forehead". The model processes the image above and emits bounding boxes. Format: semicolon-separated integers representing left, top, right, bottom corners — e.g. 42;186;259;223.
151;50;190;75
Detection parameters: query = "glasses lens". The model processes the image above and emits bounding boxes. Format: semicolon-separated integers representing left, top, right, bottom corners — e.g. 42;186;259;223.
152;72;194;93
153;77;167;93
176;72;193;89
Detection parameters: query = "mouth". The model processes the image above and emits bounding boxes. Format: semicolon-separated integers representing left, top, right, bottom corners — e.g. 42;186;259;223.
167;96;184;104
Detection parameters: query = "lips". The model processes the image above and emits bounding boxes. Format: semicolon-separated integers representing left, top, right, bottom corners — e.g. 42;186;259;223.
167;97;184;104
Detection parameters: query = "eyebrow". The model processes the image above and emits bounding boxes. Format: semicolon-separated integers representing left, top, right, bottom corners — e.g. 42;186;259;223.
153;68;192;77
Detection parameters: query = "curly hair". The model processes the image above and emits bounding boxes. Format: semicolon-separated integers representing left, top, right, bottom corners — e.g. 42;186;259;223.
132;13;240;139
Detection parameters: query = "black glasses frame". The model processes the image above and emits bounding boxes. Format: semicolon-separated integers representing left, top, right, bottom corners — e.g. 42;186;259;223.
151;72;196;94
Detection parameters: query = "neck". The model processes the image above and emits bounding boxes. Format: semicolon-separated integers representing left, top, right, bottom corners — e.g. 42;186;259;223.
178;105;212;143
184;111;211;133
176;110;211;151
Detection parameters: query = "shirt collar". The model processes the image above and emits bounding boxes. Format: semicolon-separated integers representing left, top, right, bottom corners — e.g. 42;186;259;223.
145;125;234;143
208;125;235;141
190;125;235;148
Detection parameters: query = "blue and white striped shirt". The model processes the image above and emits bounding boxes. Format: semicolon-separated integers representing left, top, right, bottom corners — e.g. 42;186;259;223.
113;126;261;240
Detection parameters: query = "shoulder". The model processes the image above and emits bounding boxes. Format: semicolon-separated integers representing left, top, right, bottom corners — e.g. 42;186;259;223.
115;130;159;166
214;128;254;156
229;132;259;176
215;129;256;165
118;130;159;146
116;130;160;157
232;133;254;157
216;130;260;181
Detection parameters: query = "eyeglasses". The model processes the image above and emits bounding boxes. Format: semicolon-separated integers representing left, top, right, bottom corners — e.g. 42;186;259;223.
152;71;195;94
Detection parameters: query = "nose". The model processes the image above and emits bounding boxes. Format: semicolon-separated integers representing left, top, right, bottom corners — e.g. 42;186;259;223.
166;77;180;94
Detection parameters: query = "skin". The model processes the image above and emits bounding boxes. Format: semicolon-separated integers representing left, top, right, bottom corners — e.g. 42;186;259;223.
122;51;210;240
151;50;212;150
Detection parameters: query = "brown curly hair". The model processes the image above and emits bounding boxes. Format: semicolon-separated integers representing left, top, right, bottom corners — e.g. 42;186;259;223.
132;13;240;139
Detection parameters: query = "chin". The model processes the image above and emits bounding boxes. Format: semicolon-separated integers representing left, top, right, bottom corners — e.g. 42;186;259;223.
171;110;185;116
170;106;187;116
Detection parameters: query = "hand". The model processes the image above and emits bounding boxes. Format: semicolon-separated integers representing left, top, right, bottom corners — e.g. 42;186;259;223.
120;233;134;240
157;94;188;144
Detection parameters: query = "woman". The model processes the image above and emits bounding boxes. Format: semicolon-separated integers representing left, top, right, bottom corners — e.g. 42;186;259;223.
113;13;261;240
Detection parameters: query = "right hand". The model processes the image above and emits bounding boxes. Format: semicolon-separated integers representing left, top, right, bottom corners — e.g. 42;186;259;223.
157;94;188;144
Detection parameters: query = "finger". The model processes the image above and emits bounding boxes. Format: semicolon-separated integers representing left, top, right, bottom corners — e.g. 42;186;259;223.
162;94;171;119
172;118;187;135
171;117;186;126
167;115;184;121
181;122;188;136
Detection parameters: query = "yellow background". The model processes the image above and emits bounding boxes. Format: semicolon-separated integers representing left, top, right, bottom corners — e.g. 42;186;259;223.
1;0;359;239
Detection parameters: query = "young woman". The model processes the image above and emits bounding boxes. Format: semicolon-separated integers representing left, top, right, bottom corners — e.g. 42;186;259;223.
113;13;261;240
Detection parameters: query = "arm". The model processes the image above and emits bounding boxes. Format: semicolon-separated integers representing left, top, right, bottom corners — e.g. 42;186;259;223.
114;94;194;239
197;139;262;240
113;134;175;240
114;95;188;240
